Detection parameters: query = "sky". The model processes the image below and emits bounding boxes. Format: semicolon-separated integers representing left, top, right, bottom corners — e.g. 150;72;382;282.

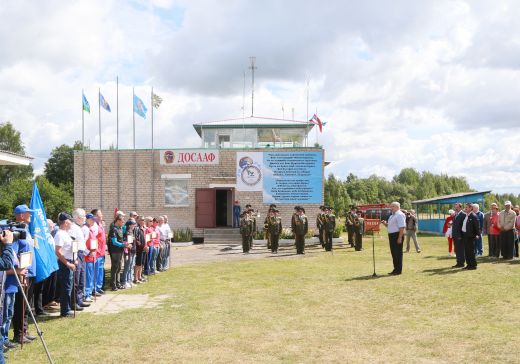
1;0;520;194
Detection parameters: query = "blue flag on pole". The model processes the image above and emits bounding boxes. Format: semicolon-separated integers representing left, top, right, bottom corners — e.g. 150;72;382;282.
99;93;111;112
133;94;147;119
29;181;58;283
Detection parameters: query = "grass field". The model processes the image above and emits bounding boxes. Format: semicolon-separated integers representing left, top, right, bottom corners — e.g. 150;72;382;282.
11;231;520;363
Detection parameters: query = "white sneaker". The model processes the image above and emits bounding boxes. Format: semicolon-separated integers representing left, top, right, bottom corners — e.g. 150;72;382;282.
125;282;132;289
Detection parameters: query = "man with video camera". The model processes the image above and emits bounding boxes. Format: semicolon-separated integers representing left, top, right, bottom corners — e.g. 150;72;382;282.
0;229;15;363
12;205;37;345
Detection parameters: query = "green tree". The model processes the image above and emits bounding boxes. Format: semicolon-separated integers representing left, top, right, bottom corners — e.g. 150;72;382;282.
0;177;73;221
44;141;83;191
0;121;33;184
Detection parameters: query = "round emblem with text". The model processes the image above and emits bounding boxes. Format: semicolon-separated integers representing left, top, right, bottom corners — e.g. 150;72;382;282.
241;165;261;186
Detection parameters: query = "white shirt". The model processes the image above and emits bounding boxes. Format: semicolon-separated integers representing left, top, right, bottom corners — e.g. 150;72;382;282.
387;210;406;234
54;229;74;260
462;212;469;233
158;224;170;241
69;223;87;253
164;223;173;240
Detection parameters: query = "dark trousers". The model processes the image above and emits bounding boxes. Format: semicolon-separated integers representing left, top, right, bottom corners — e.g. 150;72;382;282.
355;231;363;251
324;231;333;251
347;225;355;245
388;232;403;274
12;276;34;339
57;261;73;316
318;227;325;247
489;234;500;257
454;237;465;266
42;271;57;306
74;252;86;306
110;251;123;289
270;234;279;252
242;235;250;253
463;236;477;268
295;234;305;254
500;230;514;259
33;279;45;314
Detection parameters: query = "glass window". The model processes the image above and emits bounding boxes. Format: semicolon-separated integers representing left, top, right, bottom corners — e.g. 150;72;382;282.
232;128;256;148
202;129;216;148
164;179;189;206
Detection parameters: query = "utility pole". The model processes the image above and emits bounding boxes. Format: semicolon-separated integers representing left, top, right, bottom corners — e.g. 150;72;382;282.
249;56;257;116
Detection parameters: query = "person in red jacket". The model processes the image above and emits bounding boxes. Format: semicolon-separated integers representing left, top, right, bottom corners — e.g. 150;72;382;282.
91;209;107;295
443;210;455;256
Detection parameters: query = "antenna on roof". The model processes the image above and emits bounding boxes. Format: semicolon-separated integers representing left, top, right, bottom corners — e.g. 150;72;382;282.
249;56;257;117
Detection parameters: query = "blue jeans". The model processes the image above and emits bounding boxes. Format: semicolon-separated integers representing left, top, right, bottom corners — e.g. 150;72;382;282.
95;256;105;292
1;292;16;342
161;243;170;269
121;253;135;284
148;247;156;274
233;212;240;228
85;261;94;298
58;261;73;315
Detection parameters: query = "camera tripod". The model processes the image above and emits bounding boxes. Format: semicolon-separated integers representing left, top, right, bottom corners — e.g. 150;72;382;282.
12;271;54;364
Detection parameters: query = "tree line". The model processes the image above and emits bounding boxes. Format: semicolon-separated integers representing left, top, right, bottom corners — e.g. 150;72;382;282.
324;168;520;216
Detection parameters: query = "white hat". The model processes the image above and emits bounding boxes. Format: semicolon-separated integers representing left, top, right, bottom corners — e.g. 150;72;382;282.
504;201;512;206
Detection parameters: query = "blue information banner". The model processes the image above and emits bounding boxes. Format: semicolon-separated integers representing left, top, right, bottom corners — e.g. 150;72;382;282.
262;152;323;204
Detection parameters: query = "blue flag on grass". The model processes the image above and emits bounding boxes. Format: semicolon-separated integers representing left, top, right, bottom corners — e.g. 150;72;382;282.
29;181;58;283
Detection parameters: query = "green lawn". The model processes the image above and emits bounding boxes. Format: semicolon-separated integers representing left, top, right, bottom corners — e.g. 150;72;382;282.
11;231;520;363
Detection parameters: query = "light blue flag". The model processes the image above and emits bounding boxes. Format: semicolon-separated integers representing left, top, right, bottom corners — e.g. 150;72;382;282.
99;93;111;112
134;94;147;119
29;181;59;283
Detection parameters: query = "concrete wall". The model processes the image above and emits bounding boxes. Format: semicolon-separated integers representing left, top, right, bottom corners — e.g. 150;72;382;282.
74;148;324;238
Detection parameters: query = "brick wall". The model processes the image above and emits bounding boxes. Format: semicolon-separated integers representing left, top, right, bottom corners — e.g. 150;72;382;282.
74;148;325;238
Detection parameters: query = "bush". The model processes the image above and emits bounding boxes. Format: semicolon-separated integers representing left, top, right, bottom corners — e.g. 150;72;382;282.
253;230;265;240
173;228;193;242
333;225;343;238
280;228;294;239
305;228;315;239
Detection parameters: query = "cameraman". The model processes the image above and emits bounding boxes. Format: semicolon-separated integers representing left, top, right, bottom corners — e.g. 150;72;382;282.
12;205;37;344
0;230;15;363
1;229;25;354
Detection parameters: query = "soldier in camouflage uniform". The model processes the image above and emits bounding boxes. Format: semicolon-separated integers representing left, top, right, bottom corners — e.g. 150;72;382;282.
292;206;308;255
240;212;253;254
316;205;326;248
264;204;276;250
345;206;357;247
354;210;365;251
267;208;282;253
324;207;336;252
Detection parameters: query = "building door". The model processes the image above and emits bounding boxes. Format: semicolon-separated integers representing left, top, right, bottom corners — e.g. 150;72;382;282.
215;189;232;227
196;188;216;228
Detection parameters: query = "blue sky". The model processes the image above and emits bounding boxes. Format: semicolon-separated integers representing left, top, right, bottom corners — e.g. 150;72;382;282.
1;0;520;194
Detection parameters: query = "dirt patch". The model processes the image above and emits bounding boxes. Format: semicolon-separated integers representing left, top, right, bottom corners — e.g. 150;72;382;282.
88;293;173;315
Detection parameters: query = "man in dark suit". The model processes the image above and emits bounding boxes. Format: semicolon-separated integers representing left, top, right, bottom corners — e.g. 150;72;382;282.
461;203;481;270
451;203;466;268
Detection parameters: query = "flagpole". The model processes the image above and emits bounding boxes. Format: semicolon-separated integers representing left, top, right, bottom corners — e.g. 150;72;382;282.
304;79;309;147
133;87;137;208
151;87;155;207
116;76;120;208
315;107;319;145
99;88;103;208
82;89;86;209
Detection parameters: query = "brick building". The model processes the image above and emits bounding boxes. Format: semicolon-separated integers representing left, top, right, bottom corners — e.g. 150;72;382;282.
74;116;325;241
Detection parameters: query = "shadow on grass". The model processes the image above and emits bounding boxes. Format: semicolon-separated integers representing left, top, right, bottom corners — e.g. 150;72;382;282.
422;255;455;260
344;274;392;282
422;267;466;276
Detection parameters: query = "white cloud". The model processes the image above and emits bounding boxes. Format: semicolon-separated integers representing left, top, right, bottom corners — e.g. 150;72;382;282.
1;0;520;195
